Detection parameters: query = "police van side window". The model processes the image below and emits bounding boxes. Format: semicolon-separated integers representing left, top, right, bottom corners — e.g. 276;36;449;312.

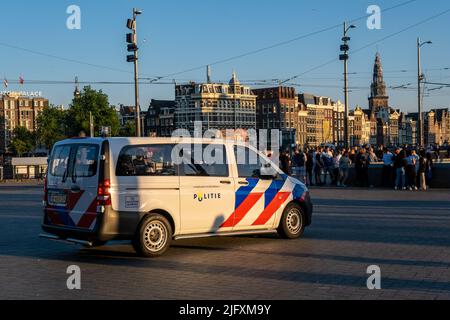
50;145;72;177
234;146;262;178
116;144;177;177
180;144;229;177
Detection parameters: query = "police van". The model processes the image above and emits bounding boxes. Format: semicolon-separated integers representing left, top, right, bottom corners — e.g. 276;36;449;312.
41;138;313;257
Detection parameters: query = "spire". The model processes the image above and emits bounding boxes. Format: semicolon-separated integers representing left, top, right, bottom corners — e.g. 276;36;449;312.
373;52;384;83
371;53;386;97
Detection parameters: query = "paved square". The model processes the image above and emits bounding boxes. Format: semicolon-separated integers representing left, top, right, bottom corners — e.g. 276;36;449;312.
0;183;449;300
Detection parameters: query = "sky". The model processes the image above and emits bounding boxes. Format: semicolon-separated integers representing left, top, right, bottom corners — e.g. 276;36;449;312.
0;0;449;113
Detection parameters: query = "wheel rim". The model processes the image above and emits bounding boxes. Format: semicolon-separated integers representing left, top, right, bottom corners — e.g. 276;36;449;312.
143;221;168;252
287;208;302;234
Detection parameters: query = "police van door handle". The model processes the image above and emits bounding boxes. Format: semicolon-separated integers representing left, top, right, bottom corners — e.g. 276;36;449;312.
71;185;81;193
220;180;232;185
238;181;249;186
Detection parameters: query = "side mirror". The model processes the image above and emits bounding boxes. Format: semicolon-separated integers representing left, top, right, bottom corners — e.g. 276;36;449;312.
259;164;278;180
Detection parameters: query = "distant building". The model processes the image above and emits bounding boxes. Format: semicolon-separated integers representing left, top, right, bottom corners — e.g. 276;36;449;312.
399;112;418;146
298;93;334;147
425;108;450;146
332;100;345;146
144;99;176;137
118;104;145;134
175;72;257;135
0;92;48;153
364;53;401;147
253;86;299;149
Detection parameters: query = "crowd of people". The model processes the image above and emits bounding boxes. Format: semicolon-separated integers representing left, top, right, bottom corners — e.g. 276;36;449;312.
278;144;438;191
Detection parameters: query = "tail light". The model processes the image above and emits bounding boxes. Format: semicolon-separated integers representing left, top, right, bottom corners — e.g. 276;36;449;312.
97;179;111;206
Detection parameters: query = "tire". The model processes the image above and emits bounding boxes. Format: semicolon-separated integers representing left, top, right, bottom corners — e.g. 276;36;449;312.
133;214;172;257
277;203;306;239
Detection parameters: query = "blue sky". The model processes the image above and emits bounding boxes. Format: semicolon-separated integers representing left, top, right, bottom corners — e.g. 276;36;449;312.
0;0;449;112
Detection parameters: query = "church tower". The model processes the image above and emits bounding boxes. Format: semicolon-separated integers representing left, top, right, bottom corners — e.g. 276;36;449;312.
368;53;389;116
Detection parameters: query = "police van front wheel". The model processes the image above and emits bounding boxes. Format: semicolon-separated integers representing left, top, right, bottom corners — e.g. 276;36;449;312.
277;203;306;239
133;214;172;257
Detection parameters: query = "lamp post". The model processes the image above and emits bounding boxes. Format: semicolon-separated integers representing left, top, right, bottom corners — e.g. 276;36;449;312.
340;22;356;149
417;38;432;147
126;8;143;137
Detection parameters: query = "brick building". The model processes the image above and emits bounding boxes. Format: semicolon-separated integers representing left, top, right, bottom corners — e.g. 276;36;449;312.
0;92;48;153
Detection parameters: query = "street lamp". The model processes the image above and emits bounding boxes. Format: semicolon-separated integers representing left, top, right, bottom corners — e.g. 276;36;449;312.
340;22;356;149
126;8;143;137
417;38;432;147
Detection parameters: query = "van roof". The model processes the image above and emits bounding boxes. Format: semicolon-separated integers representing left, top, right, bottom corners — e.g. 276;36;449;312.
55;137;250;146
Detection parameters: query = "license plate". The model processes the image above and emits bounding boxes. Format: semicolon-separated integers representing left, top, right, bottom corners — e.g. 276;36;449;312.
49;192;67;206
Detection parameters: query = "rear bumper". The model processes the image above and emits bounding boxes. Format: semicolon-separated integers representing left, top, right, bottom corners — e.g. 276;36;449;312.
42;206;139;242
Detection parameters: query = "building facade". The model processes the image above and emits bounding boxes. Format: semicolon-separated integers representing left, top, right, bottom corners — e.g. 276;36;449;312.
144;100;176;137
425;108;450;146
253;86;299;149
118;104;146;134
175;72;256;135
333;100;345;146
0;92;48;153
299;93;334;147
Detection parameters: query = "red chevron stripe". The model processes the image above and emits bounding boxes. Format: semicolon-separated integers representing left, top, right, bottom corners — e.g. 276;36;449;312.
252;192;291;226
66;191;85;211
77;199;98;229
221;192;264;228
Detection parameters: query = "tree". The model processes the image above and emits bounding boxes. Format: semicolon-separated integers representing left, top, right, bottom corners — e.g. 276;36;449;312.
65;86;120;137
9;127;35;157
36;105;67;151
119;120;136;137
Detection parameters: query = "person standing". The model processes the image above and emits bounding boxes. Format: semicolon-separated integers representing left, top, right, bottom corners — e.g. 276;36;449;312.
292;148;307;184
393;149;406;190
405;150;418;191
315;148;324;186
321;147;334;186
279;150;291;176
306;149;314;187
425;152;434;189
333;150;342;186
418;150;427;191
382;149;394;187
355;148;368;187
339;151;351;187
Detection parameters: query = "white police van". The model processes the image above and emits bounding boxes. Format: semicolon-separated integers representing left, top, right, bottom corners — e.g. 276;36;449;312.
41;138;313;257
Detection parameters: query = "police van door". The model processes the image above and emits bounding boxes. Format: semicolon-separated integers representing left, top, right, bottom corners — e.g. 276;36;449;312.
179;143;235;235
230;145;284;231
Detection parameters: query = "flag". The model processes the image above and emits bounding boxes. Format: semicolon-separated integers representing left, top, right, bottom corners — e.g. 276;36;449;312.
3;79;8;88
19;76;24;85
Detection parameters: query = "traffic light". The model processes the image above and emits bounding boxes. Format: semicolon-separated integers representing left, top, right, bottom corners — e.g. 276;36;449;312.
126;33;134;44
127;55;137;63
126;19;134;30
126;20;137;63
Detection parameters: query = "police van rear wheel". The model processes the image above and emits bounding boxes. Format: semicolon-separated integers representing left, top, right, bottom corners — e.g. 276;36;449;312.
277;203;305;239
134;214;172;257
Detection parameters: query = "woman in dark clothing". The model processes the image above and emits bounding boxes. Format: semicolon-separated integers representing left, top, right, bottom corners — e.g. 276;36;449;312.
425;152;434;188
279;151;290;176
315;149;324;186
306;150;314;186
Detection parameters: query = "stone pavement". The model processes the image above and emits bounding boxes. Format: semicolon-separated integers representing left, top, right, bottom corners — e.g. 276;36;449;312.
0;184;449;300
